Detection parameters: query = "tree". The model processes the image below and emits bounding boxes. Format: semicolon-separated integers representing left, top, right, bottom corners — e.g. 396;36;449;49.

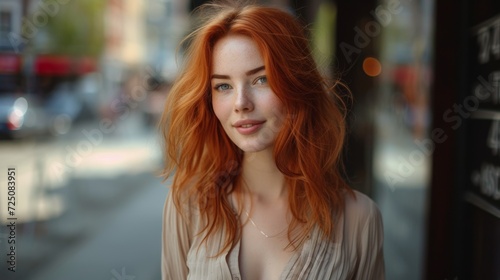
30;0;105;57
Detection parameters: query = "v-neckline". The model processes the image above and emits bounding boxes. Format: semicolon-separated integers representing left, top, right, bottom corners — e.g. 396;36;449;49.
226;192;307;279
226;234;305;280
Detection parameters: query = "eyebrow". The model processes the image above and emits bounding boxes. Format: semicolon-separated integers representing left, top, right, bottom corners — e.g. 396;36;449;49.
211;65;265;79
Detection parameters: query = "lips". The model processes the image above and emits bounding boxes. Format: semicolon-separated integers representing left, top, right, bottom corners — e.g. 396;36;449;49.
233;120;265;135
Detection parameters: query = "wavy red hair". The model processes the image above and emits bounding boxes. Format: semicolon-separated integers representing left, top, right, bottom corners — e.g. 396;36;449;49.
159;2;353;255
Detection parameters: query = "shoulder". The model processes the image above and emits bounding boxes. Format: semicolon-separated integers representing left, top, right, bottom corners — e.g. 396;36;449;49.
344;190;380;214
341;191;385;278
302;190;385;278
163;189;203;235
164;188;202;217
342;190;383;234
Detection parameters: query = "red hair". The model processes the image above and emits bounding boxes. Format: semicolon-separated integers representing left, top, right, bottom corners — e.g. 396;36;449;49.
159;2;353;255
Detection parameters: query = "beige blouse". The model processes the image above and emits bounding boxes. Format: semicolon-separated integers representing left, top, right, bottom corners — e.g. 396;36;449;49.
161;190;385;280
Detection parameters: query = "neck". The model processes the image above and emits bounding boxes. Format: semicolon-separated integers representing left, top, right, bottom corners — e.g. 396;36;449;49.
241;149;287;202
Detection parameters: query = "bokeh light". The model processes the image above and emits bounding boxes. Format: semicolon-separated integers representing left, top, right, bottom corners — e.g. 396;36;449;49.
363;57;382;77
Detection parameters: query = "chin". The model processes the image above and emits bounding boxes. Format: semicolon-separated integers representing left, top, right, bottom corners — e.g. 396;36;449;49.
235;140;274;154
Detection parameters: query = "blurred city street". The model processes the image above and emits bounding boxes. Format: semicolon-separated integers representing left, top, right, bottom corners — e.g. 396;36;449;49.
372;112;429;280
0;113;169;280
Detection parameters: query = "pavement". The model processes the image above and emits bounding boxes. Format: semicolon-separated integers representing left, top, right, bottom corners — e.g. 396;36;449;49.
12;173;168;280
0;114;170;280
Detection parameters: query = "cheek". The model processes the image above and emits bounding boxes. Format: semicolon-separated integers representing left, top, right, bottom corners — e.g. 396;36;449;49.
211;97;229;123
270;96;285;119
267;98;287;131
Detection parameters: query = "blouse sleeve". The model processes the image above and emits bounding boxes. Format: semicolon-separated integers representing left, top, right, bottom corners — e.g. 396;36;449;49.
355;199;385;280
162;191;191;280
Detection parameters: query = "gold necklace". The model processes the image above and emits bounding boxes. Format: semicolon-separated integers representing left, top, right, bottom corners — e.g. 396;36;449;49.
244;210;287;238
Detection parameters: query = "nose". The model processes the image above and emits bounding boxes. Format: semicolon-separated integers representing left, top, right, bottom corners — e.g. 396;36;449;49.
234;86;254;112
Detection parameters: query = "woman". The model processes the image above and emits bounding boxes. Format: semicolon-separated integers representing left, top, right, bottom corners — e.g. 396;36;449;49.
160;2;385;279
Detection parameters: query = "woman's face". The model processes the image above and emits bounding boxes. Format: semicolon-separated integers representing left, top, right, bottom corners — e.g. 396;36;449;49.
211;34;285;153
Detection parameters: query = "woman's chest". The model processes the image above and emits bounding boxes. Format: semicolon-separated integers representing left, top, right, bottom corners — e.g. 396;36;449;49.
185;229;355;280
238;226;297;280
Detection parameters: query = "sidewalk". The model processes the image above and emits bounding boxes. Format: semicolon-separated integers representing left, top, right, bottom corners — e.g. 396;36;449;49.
0;116;170;280
5;172;169;280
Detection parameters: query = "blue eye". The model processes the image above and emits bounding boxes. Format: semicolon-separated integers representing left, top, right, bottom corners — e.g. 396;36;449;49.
215;83;231;91
255;76;267;85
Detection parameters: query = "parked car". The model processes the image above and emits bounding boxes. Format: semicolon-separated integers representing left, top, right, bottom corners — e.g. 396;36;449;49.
0;94;51;139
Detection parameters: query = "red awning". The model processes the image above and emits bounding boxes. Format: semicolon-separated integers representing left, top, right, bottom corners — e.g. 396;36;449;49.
34;55;72;76
0;54;21;74
34;55;98;76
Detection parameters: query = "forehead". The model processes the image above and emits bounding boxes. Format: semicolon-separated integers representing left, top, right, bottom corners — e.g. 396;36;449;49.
211;34;264;73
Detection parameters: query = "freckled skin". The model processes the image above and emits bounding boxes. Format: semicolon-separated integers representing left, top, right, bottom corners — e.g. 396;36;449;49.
211;34;285;153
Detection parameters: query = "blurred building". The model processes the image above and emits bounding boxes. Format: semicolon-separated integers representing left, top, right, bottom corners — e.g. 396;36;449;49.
0;0;23;92
427;0;500;279
0;0;190;128
99;0;189;125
